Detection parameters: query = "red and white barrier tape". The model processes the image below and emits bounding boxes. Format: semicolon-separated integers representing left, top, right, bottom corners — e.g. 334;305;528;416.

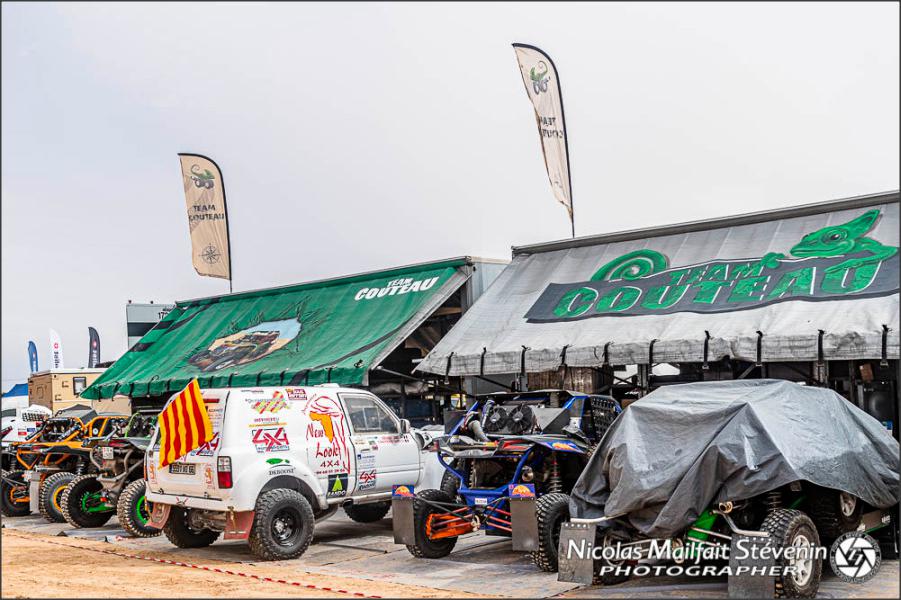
5;530;381;598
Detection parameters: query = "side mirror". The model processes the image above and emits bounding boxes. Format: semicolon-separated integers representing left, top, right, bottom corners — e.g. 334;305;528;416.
399;418;411;434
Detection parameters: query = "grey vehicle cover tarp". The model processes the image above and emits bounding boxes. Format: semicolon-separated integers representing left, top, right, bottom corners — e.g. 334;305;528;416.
417;193;899;375
569;380;900;538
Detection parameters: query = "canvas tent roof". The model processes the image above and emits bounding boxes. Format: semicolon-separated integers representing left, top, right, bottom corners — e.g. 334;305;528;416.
417;192;899;376
2;384;28;398
83;258;474;399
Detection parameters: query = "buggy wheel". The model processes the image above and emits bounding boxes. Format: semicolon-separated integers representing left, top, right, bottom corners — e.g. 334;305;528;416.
594;529;631;585
117;479;160;538
247;489;315;560
760;509;822;598
39;471;76;523
439;468;462;500
530;492;570;572
163;507;220;548
405;489;459;559
344;501;390;523
61;474;114;528
807;487;863;542
0;470;30;517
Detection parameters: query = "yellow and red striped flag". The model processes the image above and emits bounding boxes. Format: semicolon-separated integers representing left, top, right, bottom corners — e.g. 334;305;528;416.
158;379;213;468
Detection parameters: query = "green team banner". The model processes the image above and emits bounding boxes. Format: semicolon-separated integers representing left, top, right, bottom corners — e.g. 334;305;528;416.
83;259;470;399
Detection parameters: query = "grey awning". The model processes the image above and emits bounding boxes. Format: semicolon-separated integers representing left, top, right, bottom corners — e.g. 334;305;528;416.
417;192;900;375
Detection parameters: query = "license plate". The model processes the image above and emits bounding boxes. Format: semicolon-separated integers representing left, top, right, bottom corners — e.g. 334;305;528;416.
101;447;115;460
169;463;196;475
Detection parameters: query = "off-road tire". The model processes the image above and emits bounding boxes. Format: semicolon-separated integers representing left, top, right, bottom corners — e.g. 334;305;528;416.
163;507;221;548
39;471;76;523
61;474;114;528
344;501;390;523
0;470;30;517
117;479;160;538
247;489;315;560
807;488;863;542
760;509;822;598
531;492;570;572
439;469;461;500
406;488;458;559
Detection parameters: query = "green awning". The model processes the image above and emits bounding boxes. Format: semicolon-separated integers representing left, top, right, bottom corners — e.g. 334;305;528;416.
83;258;472;399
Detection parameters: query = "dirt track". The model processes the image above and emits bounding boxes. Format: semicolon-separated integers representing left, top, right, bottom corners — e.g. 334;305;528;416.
0;529;487;598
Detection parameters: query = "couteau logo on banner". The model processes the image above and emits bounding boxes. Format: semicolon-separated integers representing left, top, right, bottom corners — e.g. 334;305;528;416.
526;209;899;322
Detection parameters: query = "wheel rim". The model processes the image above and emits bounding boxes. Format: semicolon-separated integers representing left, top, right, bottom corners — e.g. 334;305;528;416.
839;492;857;517
52;486;66;511
790;532;814;587
271;507;301;546
135;495;151;525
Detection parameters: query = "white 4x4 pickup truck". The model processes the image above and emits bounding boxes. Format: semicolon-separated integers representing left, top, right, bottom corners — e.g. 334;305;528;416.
144;385;429;560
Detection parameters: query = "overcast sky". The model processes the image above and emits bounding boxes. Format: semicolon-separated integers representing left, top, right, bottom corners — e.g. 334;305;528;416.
2;2;898;390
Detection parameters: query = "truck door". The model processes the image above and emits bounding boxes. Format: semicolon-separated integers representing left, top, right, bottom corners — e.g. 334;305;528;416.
340;393;419;494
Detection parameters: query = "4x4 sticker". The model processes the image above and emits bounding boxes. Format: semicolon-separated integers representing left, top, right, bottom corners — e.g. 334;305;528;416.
358;470;376;491
190;433;220;457
327;473;348;497
251;427;290;453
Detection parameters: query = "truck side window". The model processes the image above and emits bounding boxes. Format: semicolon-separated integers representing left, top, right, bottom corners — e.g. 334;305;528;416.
344;396;397;434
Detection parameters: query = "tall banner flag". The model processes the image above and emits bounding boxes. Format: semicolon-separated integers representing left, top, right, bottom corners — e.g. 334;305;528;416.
512;43;575;237
87;327;101;368
27;341;39;373
49;329;64;369
178;153;232;290
158;379;214;468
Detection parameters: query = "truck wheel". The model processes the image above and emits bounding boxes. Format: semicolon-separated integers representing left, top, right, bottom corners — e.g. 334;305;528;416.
60;474;114;528
530;492;570;572
406;489;458;559
807;488;863;542
344;501;390;523
163;507;221;548
248;489;315;560
117;479;160;538
760;509;822;598
0;470;30;517
39;472;76;523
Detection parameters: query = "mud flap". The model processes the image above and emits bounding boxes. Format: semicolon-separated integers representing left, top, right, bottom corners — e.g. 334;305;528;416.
556;522;597;584
510;488;538;551
391;485;416;545
27;471;41;514
224;510;255;540
147;502;171;530
727;534;774;599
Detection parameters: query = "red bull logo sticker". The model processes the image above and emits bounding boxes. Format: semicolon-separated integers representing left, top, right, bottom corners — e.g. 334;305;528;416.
509;483;536;498
393;485;414;498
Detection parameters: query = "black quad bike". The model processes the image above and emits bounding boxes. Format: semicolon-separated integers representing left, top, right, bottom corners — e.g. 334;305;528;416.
61;409;161;537
393;390;620;572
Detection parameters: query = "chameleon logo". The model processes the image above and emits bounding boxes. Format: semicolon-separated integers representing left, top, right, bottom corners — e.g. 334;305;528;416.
526;208;899;321
530;61;549;94
787;209;897;274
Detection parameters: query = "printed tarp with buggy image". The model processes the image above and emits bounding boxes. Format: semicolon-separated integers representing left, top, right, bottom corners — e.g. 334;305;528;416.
556;380;900;598
393;389;620;571
0;406;129;523
60;409;161;538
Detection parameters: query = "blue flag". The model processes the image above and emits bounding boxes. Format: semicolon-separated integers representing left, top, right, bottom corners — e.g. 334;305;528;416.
27;340;39;373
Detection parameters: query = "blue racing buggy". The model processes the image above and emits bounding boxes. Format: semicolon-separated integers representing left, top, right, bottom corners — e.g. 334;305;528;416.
393;389;620;571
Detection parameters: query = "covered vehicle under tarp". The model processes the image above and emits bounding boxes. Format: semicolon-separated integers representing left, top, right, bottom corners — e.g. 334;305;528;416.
569;380;900;538
82;258;474;399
